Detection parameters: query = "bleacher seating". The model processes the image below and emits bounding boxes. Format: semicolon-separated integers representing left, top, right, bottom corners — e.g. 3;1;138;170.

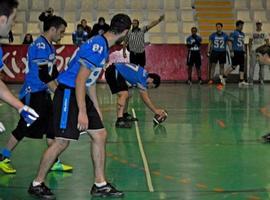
10;0;270;44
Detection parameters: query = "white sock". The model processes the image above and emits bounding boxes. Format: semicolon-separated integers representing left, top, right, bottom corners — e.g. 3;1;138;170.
95;181;107;187
32;180;42;187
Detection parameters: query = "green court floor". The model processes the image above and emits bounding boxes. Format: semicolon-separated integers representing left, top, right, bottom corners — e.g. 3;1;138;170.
1;83;270;200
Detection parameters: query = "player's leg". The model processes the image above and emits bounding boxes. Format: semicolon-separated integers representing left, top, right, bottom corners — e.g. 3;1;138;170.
123;91;138;122
85;96;123;197
195;52;202;84
258;63;264;85
238;52;249;86
249;50;256;84
187;65;193;85
116;91;132;128
0;133;21;174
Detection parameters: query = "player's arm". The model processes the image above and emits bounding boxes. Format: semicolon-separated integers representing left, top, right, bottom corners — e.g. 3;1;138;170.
123;36;129;58
76;65;91;131
146;15;165;31
139;89;165;115
0;80;39;126
207;40;212;56
47;80;58;93
88;83;103;121
0;79;24;110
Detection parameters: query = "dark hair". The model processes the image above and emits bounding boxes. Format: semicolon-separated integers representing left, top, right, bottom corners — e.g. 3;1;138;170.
191;27;197;31
43;15;67;32
236;20;244;27
110;13;131;34
148;73;161;88
98;17;105;23
77;24;84;29
22;33;33;44
216;23;223;27
0;0;18;17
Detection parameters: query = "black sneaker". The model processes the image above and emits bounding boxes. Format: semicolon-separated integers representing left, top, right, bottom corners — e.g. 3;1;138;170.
262;133;270;142
28;182;55;200
90;182;124;198
123;113;138;122
115;118;132;128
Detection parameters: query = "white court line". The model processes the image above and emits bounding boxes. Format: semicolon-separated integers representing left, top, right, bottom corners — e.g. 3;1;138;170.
132;108;154;192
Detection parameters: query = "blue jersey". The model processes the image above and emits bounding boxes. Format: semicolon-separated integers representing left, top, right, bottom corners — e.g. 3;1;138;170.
115;63;148;90
186;35;202;51
0;47;3;70
58;35;109;88
209;32;229;52
229;30;245;52
19;36;56;98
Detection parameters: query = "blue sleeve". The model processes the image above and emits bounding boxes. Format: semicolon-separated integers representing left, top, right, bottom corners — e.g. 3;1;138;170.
78;40;105;71
30;42;50;65
209;33;214;42
0;48;3;70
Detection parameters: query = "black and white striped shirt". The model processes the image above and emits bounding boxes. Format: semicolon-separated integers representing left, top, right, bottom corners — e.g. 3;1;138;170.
125;26;148;53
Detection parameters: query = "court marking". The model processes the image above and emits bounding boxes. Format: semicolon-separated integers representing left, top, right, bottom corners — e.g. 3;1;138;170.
132;108;154;192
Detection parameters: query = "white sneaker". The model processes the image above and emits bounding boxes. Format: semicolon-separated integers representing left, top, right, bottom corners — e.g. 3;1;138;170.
219;75;226;85
238;81;249;87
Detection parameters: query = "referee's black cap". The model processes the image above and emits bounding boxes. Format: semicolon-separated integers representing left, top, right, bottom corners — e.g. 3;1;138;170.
110;13;131;34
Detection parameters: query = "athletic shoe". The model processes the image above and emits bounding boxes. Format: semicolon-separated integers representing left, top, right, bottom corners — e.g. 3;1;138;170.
220;75;226;85
50;160;73;172
0;158;16;174
262;133;270;142
28;182;55;200
186;80;192;85
123;113;138;122
115;119;132;128
238;81;249;87
90;182;124;198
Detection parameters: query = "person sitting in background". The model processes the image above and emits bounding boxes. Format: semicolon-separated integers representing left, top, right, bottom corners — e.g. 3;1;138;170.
90;17;110;37
72;24;88;46
81;19;91;39
39;7;54;22
22;33;33;44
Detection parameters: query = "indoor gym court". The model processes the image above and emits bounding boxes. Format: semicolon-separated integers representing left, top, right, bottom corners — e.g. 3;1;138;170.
0;83;270;200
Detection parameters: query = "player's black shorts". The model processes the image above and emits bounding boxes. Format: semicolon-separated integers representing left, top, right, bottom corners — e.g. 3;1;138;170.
12;90;54;140
53;84;104;141
105;64;128;94
210;51;227;64
187;51;201;68
232;51;245;71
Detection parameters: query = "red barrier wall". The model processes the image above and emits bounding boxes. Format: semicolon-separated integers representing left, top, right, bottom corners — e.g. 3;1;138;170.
1;44;209;83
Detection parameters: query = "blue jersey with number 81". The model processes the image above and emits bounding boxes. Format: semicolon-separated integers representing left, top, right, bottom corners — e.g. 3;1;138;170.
58;35;109;88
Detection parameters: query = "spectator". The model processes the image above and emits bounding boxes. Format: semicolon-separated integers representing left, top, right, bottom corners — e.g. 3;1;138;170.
72;24;88;46
39;7;54;22
81;19;91;39
22;33;33;44
90;17;110;37
186;27;202;85
248;20;269;85
123;15;165;68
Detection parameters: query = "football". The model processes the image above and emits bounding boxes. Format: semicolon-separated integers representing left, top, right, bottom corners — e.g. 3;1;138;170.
153;111;168;125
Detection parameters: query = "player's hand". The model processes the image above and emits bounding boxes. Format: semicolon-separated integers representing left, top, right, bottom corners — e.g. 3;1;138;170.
159;15;165;22
123;51;127;58
77;111;88;131
155;109;167;120
18;105;39;127
0;122;6;133
230;51;234;58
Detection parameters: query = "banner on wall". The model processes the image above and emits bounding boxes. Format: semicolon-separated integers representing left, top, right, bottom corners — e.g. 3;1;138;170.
1;44;213;83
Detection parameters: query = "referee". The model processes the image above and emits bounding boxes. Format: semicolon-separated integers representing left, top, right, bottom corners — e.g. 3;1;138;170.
123;15;165;67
